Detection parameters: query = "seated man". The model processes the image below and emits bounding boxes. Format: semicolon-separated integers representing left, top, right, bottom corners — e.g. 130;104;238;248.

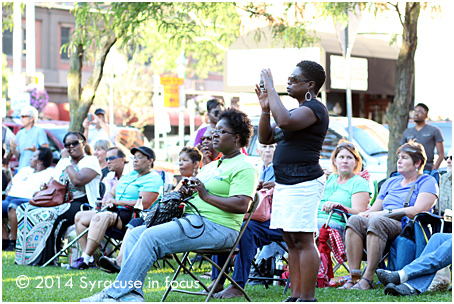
71;146;163;270
377;233;452;296
209;142;281;299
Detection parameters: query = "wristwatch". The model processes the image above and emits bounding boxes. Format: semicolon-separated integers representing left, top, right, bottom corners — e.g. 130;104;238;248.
387;209;393;214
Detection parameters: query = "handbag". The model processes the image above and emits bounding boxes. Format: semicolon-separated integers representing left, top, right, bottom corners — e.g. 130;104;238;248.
145;192;205;239
244;188;273;222
29;180;73;207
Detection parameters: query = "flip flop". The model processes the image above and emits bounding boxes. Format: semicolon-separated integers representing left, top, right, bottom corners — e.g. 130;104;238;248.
351;278;374;290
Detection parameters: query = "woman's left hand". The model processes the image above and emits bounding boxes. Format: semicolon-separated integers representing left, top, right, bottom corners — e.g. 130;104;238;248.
322;201;340;214
186;177;209;199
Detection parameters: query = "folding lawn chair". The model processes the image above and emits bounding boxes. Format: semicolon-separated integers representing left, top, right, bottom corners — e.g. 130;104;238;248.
161;194;260;302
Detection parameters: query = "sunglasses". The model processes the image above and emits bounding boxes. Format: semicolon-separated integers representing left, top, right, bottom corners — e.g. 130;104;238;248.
337;142;355;149
21;115;31;118
211;129;236;136
288;75;311;84
445;156;452;161
402;147;418;154
64;140;83;149
106;156;121;162
200;136;212;141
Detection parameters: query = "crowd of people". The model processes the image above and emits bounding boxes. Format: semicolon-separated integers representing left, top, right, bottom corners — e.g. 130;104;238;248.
1;60;451;302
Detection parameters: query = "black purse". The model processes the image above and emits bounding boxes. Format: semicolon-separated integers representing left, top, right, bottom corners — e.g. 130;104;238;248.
144;192;205;239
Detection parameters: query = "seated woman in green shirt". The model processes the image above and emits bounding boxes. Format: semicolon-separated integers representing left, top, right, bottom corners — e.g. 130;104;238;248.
317;141;371;238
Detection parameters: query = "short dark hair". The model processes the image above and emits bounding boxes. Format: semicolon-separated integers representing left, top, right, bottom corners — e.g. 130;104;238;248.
218;107;253;148
207;99;225;113
107;147;126;159
180;146;202;164
296;60;326;94
63;131;86;144
415;103;429;114
37;146;53;168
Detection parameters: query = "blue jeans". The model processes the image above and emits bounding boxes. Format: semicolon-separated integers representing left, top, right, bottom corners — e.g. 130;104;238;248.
103;214;238;299
2;196;29;218
403;233;452;293
211;220;284;288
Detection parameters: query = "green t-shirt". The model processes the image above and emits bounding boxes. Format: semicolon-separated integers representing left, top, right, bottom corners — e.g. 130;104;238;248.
317;174;371;227
186;153;258;231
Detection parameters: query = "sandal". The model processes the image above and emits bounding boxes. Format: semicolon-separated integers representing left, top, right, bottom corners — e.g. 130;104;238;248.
338;278;356;290
351;278;374;290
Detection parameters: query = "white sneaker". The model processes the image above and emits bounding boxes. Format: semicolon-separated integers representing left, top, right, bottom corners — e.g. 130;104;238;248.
80;291;114;302
103;292;144;302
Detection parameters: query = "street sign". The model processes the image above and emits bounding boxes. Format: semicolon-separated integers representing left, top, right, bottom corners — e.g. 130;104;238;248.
163;85;180;107
160;77;184;86
11;92;31;112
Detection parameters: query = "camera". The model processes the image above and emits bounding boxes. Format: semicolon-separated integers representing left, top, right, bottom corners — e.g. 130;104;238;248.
213;110;220;118
260;75;265;91
183;179;197;188
88;113;93;122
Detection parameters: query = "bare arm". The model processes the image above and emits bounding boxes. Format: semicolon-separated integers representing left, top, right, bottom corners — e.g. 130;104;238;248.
65;166;98;188
106;191;159;209
180;178;252;214
322;192;369;215
432;141;445;170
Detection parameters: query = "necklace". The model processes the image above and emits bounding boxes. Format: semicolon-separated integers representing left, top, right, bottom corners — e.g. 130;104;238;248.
217;151;241;167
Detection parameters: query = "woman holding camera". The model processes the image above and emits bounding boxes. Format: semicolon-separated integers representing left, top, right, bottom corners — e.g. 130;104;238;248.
257;60;329;302
80;108;257;302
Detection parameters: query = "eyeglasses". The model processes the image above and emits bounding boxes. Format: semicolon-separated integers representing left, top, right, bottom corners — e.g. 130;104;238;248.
211;129;236;136
200;136;212;141
337;142;355;149
106;156;121;162
20;115;31;118
288;75;311;84
134;155;149;161
64;140;83;149
414;110;426;115
445;156;452;161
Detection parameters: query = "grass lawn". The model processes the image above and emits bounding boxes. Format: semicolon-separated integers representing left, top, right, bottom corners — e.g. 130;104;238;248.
2;251;452;302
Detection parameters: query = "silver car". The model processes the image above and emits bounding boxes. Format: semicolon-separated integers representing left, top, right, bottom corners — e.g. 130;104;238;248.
246;116;389;184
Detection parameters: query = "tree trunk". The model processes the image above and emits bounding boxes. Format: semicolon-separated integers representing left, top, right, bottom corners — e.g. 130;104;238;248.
386;2;420;177
68;33;117;133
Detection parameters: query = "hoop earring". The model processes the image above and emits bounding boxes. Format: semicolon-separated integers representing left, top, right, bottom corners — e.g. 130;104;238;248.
305;90;312;102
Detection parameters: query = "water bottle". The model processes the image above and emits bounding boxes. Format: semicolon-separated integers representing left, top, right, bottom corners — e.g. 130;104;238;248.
134;196;143;211
96;197;103;211
275;255;284;271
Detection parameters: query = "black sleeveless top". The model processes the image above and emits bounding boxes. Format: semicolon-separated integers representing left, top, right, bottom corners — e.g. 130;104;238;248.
273;99;329;185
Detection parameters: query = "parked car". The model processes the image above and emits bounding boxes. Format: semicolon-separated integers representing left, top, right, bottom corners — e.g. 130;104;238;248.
246;115;390;184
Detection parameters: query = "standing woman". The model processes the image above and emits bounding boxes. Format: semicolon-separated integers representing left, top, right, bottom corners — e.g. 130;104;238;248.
40;131;101;265
257;60;329;302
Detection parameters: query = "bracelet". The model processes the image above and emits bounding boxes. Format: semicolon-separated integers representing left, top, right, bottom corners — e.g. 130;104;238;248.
262;111;271;115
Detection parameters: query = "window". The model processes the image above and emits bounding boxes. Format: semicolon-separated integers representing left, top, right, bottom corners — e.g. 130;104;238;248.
60;26;71;60
2;29;13;56
2;28;26;56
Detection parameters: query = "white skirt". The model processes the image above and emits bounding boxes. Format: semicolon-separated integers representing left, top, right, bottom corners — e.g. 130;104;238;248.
270;175;326;232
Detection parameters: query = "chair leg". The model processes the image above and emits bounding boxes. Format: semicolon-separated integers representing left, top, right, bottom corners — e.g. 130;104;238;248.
161;253;188;302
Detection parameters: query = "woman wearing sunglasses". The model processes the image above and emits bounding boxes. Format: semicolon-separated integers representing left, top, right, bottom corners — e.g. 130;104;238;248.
256;60;329;302
341;140;438;291
317;140;371;238
37;131;102;265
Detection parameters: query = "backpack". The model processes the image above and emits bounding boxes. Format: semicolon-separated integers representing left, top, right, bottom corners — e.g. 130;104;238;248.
387;212;443;271
15;203;61;265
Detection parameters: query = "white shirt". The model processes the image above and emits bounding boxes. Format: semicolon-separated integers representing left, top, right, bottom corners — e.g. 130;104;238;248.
8;166;55;199
88;125;118;147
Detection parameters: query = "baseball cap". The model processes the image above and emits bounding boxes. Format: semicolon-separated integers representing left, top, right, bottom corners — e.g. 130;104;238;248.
94;108;106;115
130;146;156;160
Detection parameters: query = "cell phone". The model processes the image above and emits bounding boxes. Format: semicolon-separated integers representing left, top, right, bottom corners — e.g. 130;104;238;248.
88;113;93;122
214;110;220;117
260;75;265;91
